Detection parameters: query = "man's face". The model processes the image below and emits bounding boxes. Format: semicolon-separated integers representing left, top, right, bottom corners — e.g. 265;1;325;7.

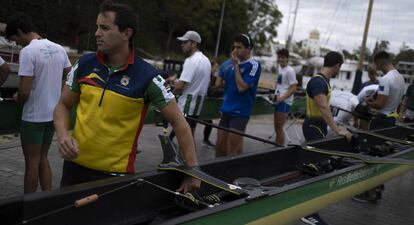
95;12;128;54
277;55;288;67
233;42;250;60
180;40;195;56
8;34;28;47
333;63;343;76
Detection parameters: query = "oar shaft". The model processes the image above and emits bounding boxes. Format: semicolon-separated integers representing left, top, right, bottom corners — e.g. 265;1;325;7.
184;116;282;147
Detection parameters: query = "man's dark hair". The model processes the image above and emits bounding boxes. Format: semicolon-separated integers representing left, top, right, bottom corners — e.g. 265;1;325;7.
277;49;289;58
374;51;391;63
323;51;343;67
5;13;36;39
234;33;254;49
99;0;138;45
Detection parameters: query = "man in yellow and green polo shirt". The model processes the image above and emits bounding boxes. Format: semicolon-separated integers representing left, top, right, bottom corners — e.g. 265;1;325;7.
53;0;200;193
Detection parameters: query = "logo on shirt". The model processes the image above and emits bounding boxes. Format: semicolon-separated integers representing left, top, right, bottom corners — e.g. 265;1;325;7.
379;85;384;91
93;68;100;72
120;75;130;86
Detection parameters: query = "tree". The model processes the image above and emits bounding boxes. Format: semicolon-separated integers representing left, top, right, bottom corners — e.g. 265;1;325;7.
246;0;282;48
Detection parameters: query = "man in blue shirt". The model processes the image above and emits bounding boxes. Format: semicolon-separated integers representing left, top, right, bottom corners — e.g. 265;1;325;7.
214;34;261;156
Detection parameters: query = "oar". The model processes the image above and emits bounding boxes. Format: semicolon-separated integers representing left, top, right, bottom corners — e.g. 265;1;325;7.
332;106;414;131
337;121;414;146
185;116;414;165
184;116;283;147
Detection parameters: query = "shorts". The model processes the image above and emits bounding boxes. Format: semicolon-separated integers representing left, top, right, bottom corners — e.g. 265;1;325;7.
275;101;291;113
20;120;55;144
60;160;127;187
218;113;249;132
302;118;327;142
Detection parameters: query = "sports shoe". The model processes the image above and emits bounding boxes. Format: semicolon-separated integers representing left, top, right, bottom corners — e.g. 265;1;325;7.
202;140;215;148
351;192;378;204
301;213;329;225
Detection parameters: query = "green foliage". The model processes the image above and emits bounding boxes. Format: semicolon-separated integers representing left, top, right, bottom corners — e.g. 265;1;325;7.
0;0;282;59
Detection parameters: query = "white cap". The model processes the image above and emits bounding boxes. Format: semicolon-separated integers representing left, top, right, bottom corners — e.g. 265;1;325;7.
177;31;201;43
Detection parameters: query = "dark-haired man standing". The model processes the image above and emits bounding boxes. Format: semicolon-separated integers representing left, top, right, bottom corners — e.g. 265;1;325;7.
6;14;72;193
302;51;352;142
215;34;261;156
270;49;297;145
54;0;200;193
365;51;404;130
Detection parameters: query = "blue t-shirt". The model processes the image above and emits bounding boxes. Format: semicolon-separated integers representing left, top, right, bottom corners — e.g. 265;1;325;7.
219;58;261;118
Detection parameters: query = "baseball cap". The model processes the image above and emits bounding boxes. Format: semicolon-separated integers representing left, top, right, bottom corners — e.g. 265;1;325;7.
177;31;201;43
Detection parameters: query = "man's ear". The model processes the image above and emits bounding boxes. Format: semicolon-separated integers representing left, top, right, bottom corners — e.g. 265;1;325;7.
123;28;133;41
16;28;24;36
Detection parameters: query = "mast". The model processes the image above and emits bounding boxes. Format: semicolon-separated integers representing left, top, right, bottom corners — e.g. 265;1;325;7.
351;0;374;94
358;0;374;70
286;0;300;50
214;0;226;58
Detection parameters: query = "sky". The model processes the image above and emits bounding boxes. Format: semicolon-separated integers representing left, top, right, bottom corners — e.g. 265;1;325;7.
273;0;413;54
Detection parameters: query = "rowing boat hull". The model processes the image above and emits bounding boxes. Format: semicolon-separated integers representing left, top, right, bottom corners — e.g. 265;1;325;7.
0;126;413;225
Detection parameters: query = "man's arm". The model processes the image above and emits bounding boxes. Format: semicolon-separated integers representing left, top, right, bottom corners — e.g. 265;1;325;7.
278;84;297;102
172;80;187;95
160;99;201;192
314;94;352;140
214;76;224;88
53;86;80;160
15;76;33;104
0;62;11;86
366;94;388;109
231;49;249;92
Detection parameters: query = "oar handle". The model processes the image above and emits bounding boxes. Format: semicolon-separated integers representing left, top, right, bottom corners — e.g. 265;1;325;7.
74;194;99;208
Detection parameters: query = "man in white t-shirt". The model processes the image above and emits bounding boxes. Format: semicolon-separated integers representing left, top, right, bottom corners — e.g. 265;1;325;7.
168;31;211;139
6;14;72;193
365;51;404;130
0;56;11;86
269;49;297;145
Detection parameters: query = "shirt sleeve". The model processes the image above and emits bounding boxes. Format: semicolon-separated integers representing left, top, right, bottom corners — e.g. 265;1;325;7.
377;77;390;96
242;60;261;87
145;75;175;109
65;61;80;93
306;77;328;98
18;48;34;76
179;58;196;83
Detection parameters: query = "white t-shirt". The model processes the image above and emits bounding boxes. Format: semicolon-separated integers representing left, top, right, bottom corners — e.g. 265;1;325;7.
177;51;211;116
330;90;359;124
376;69;405;115
0;56;5;65
357;84;379;103
275;65;297;105
18;39;71;122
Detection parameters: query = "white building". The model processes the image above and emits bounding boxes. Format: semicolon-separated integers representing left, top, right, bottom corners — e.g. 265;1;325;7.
302;29;321;57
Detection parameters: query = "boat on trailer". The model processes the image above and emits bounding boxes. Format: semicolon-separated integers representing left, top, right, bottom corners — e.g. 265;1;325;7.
1;125;413;225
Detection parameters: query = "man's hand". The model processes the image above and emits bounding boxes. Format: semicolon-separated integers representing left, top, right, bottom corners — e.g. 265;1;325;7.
231;49;239;64
177;176;201;193
58;134;79;160
337;128;353;142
